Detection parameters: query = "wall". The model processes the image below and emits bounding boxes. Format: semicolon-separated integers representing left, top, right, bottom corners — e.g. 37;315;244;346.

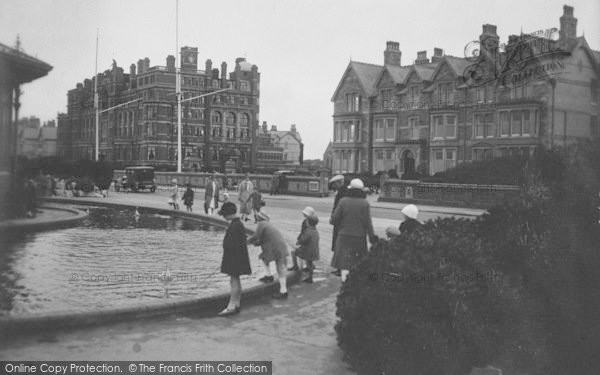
379;178;521;208
113;170;331;197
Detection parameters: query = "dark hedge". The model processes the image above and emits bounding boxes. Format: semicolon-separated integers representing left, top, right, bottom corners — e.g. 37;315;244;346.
336;141;600;375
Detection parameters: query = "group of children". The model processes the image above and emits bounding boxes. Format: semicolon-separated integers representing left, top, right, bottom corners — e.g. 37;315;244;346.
216;200;320;316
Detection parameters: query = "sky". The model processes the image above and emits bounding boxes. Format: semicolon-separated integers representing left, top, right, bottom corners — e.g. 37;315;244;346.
1;0;599;159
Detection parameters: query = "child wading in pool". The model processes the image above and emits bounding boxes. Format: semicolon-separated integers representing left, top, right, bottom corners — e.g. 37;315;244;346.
217;202;252;316
289;207;320;283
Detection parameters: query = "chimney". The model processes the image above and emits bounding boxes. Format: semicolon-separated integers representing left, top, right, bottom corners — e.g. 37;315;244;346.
479;24;499;58
415;50;429;65
262;121;268;132
221;62;227;81
559;5;577;42
431;48;444;63
235;57;245;71
130;64;136;76
143;57;150;72
271;125;277;132
166;55;175;72
384;41;402;66
137;59;144;74
291;124;297;133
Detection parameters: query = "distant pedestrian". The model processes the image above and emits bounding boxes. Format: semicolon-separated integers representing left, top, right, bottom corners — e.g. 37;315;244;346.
289;206;320;283
238;174;253;221
270;174;280;195
247;211;290;299
328;174;348;276
182;184;194;212
217;202;251;316
168;179;180;210
204;174;220;215
330;178;378;282
247;185;263;223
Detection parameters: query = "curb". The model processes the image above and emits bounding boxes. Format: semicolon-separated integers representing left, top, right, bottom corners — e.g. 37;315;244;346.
0;205;88;234
0;198;301;335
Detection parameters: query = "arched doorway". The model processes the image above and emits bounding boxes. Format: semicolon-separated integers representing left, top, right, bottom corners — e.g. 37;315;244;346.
401;150;415;176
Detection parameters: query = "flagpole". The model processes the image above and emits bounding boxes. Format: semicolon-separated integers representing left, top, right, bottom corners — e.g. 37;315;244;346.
94;29;99;161
176;0;182;173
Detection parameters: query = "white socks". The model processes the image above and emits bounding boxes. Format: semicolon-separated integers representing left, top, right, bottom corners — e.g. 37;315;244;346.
263;262;272;277
279;274;287;293
341;270;349;282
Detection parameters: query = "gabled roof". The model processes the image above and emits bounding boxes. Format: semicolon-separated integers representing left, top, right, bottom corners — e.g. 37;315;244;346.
422;56;471;92
331;61;383;101
375;65;411;88
413;63;439;81
271;130;302;144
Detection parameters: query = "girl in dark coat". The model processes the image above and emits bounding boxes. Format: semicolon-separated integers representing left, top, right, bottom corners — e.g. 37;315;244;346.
218;202;252;316
182;184;194;212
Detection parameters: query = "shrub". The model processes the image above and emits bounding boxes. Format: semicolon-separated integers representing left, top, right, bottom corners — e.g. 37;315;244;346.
336;218;510;375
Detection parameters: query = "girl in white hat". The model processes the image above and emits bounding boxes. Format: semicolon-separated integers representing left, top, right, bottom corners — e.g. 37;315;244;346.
398;204;422;234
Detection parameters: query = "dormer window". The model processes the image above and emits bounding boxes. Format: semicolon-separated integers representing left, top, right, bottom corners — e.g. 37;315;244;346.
346;93;361;112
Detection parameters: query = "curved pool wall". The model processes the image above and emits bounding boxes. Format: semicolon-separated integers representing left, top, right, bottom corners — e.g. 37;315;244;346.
0;198;301;334
0;205;88;234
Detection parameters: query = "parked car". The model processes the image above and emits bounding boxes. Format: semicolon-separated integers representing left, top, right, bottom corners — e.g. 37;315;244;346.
115;166;156;192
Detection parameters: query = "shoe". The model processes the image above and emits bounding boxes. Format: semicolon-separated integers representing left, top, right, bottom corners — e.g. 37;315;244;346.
287;265;299;272
331;270;341;276
302;277;313;283
258;275;274;283
272;292;288;299
217;306;240;316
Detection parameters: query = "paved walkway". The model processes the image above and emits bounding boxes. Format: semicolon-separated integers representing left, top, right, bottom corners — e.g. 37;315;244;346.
0;190;483;374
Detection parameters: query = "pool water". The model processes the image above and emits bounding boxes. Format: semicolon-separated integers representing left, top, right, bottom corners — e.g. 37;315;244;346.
0;207;263;316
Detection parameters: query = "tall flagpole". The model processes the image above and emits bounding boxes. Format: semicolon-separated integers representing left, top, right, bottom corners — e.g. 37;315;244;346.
94;29;99;161
176;0;182;173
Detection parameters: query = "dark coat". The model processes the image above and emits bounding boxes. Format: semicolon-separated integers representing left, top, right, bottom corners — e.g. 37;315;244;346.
398;218;422;234
296;225;320;261
182;188;194;206
331;193;375;239
221;218;252;276
248;221;289;263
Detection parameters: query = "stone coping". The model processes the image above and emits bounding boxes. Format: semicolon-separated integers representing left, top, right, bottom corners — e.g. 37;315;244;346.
0;198;300;334
0;205;88;234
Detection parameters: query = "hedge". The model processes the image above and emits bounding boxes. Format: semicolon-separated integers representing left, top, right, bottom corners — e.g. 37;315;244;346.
335;140;600;374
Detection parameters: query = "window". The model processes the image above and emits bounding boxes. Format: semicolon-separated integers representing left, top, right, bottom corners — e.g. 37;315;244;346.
500;111;510;136
147;146;155;160
431;148;457;173
592;79;599;104
511;111;522;136
591;115;599;137
346;93;360;112
385;119;396;141
408;117;419;140
375;119;385;141
381;89;392;110
240;81;249;91
432;114;456;139
438;83;454;105
212;111;222;124
522;110;531;135
474;113;494;138
226;112;236;126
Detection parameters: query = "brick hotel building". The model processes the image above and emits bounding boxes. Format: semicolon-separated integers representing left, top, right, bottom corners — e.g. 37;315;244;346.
58;47;261;170
330;5;599;175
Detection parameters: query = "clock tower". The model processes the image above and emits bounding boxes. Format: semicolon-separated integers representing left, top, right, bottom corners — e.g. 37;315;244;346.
180;46;198;72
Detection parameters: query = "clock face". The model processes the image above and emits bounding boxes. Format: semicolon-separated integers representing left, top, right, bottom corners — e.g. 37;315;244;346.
186;54;195;64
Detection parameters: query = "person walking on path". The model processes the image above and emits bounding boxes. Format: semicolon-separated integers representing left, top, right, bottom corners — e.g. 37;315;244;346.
182;184;194;212
217;202;252;316
247;211;290;299
168;179;180;210
329;174;348;276
289;207;320;283
238;174;253;221
204;174;220;215
330;178;378;282
247;185;263;223
270;174;280;195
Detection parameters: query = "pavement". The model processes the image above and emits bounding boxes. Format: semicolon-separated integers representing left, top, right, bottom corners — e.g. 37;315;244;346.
0;189;484;374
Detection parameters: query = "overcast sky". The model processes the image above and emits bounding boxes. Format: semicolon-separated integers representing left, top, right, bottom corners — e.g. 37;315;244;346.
1;0;599;159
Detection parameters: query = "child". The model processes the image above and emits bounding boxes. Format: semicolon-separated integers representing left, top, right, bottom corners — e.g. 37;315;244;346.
290;207;320;283
168;179;180;210
247;185;263;223
182;183;194;212
217;202;252;316
248;211;290;299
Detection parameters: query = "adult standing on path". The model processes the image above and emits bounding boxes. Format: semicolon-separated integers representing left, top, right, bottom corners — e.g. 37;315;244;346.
217;202;252;316
204;173;221;215
329;174;348;276
330;178;378;282
238;174;253;222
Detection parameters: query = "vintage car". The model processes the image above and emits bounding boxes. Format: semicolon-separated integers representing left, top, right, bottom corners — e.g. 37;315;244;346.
115;166;156;192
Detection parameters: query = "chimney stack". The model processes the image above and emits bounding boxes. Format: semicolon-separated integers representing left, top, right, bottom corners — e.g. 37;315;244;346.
291;124;297;133
221;62;227;82
559;5;577;42
166;55;175;72
137;59;144;74
143;57;150;72
271;125;277;132
384;41;402;66
415;51;429;65
431;48;444;63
